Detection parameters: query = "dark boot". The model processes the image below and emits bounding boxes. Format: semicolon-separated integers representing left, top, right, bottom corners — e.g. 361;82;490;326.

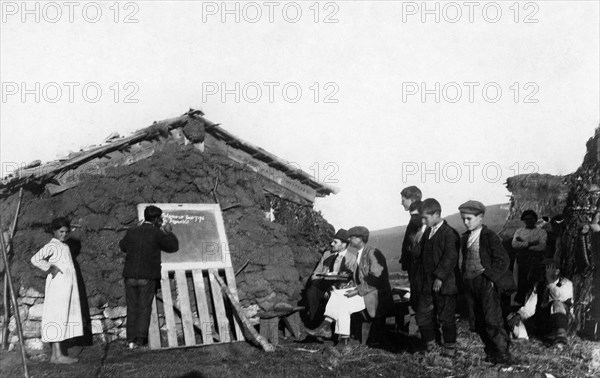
306;321;332;339
336;336;352;354
442;343;456;357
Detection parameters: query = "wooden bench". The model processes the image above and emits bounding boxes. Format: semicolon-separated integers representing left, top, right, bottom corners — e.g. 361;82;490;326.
257;306;304;346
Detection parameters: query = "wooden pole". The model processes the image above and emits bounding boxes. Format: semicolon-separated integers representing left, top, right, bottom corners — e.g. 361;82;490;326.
2;270;7;350
210;271;274;352
0;228;29;377
2;188;23;350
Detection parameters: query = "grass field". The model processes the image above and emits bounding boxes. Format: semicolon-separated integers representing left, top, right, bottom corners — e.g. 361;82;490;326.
2;319;597;378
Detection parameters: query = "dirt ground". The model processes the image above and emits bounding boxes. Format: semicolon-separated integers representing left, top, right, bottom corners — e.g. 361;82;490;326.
1;320;598;378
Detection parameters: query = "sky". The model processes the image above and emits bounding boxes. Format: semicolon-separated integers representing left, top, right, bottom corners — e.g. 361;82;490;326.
1;0;599;231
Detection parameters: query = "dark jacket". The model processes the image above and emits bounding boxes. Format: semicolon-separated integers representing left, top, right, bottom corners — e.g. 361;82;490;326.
355;245;394;318
460;225;516;293
400;212;422;272
420;221;460;295
119;222;179;279
311;249;358;280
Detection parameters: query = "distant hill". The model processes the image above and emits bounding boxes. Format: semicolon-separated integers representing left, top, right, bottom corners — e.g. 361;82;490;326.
371;203;510;273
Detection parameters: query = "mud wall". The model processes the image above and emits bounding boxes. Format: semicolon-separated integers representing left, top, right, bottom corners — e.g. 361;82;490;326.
0;139;333;313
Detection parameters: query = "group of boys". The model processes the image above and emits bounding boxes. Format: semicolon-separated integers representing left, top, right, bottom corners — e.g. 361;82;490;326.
398;188;515;363
305;186;574;364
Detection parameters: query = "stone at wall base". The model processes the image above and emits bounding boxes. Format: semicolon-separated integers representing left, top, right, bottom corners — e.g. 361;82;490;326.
28;304;43;321
25;288;44;298
104;306;127;319
91;319;104;335
24;338;45;355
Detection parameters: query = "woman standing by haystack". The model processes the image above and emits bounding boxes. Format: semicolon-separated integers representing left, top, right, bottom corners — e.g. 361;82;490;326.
31;217;82;364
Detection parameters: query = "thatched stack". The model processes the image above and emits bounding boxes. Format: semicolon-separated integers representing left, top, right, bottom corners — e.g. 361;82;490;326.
560;127;600;338
500;173;569;239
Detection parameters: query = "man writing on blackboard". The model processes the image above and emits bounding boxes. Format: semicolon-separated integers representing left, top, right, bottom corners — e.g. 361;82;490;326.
119;205;179;349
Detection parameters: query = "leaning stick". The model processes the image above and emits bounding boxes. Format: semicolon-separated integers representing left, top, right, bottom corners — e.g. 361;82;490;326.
2;188;23;350
209;271;274;352
1;247;7;350
0;228;29;377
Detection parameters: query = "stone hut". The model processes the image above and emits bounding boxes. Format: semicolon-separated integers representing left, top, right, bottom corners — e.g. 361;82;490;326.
0;109;338;347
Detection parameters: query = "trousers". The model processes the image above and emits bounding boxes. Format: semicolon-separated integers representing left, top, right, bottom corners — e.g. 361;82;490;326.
465;274;510;356
324;288;366;336
415;290;457;344
305;279;331;328
125;278;156;342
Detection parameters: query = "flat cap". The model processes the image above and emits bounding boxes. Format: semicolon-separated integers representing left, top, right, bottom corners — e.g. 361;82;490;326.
333;229;349;242
458;200;486;215
347;226;369;239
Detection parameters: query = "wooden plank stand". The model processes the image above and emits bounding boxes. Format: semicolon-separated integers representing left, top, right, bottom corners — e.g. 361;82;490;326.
148;267;244;349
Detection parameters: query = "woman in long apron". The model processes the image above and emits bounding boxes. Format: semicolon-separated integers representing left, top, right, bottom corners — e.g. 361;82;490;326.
31;217;83;364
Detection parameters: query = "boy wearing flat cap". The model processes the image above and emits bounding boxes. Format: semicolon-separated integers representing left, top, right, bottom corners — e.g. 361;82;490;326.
307;226;393;350
305;229;357;328
415;198;460;356
459;200;515;365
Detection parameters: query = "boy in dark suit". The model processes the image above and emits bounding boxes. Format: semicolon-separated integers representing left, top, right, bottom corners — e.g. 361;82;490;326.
415;198;460;356
399;186;425;310
459;200;515;365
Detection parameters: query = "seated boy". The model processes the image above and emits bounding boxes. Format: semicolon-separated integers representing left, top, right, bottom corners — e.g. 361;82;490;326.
507;259;573;346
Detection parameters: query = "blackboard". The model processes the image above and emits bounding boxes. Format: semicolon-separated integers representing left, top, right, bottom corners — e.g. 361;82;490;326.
136;203;232;270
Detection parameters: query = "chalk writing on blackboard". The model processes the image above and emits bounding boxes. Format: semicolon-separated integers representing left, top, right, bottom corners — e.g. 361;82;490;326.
163;214;206;225
137;203;233;269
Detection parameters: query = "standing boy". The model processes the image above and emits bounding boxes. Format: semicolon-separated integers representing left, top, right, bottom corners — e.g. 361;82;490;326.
119;205;179;349
415;198;460;356
399;186;424;309
459;200;515;365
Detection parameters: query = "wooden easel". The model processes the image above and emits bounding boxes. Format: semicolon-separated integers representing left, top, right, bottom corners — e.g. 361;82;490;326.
136;204;244;349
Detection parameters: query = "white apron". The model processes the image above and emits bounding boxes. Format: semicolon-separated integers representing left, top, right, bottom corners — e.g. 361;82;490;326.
31;238;83;342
